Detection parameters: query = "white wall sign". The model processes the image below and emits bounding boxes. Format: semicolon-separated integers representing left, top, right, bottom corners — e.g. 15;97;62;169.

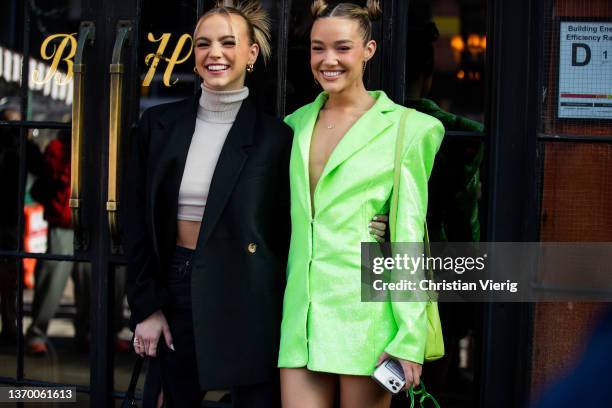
558;21;612;120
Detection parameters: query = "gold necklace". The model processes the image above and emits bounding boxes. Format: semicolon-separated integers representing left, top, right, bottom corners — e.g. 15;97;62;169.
322;93;373;131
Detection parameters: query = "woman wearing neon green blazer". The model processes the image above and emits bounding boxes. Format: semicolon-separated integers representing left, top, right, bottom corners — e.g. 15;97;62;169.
279;1;444;407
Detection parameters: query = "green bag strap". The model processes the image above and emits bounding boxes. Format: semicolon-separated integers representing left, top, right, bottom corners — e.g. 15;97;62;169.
389;108;413;243
389;108;433;282
423;223;432;280
408;381;441;408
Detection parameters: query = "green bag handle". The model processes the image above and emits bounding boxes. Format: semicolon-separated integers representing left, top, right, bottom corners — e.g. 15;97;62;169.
389;108;411;243
389;108;433;283
408;381;441;408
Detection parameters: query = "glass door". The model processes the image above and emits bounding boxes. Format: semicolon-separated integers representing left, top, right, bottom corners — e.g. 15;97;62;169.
0;0;141;405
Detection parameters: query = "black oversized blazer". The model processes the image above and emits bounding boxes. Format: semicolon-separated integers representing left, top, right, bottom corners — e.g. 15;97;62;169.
122;91;292;389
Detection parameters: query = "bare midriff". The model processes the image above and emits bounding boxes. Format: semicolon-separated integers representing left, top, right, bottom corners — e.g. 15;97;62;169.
176;220;202;250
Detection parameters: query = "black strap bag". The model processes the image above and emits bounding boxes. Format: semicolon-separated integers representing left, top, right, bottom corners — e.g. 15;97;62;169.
121;356;145;408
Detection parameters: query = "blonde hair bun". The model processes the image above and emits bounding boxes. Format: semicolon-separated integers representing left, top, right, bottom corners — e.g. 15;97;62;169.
198;0;272;64
365;0;382;20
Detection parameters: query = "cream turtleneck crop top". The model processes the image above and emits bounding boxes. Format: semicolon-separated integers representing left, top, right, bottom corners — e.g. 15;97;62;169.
177;85;249;221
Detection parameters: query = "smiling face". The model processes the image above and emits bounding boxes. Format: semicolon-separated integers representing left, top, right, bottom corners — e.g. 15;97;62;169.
310;17;376;94
193;13;259;91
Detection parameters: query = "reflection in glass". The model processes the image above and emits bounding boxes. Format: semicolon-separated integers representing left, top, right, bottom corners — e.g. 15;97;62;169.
404;2;486;407
27;0;81;121
22;125;95;385
429;0;486;120
0;1;79;122
139;0;198;113
27;128;70;255
23;260;90;386
405;2;485;242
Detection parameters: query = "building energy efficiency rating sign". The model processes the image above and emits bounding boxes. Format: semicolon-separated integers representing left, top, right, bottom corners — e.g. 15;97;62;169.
558;21;612;120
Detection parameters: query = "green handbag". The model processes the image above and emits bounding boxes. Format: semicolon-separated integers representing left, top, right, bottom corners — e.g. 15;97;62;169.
408;381;441;408
389;108;445;362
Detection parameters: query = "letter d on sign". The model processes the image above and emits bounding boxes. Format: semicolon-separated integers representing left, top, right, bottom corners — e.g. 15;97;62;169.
572;43;591;66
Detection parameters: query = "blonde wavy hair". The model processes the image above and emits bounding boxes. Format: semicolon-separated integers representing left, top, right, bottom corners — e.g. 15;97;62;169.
310;0;382;43
194;0;272;64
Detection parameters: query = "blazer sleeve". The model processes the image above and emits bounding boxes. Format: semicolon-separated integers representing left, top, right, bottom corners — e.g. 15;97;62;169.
123;109;171;330
384;118;444;364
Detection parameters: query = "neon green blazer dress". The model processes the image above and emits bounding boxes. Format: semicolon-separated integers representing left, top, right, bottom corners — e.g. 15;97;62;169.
278;90;444;375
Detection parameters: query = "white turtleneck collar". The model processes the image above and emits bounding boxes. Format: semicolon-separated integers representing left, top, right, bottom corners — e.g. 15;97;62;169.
197;84;249;124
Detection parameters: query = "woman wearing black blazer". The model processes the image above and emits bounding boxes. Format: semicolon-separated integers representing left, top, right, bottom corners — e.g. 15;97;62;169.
123;2;290;406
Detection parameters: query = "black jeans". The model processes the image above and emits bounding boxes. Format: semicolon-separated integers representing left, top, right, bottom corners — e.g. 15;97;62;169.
153;246;280;408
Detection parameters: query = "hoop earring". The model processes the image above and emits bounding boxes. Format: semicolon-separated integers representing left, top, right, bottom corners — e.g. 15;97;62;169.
246;64;254;73
193;66;198;74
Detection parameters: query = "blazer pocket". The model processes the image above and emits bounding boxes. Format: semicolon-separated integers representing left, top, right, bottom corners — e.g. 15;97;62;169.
241;163;275;180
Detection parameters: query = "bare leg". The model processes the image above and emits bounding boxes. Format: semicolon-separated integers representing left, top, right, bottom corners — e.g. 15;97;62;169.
339;374;392;408
280;368;336;408
156;389;163;408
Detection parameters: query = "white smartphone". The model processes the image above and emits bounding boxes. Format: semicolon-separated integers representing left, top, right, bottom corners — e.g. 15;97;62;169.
372;358;406;394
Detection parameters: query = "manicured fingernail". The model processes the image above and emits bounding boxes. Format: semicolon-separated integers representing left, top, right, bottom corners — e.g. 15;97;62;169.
170;344;175;351
373;216;379;221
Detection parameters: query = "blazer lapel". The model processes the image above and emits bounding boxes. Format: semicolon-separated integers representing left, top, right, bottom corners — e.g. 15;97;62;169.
161;98;199;187
293;91;397;217
319;91;395;183
153;94;199;256
295;93;327;216
197;98;255;249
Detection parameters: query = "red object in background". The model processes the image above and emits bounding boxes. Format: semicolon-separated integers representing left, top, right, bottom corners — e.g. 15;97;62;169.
23;203;48;289
42;139;72;228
